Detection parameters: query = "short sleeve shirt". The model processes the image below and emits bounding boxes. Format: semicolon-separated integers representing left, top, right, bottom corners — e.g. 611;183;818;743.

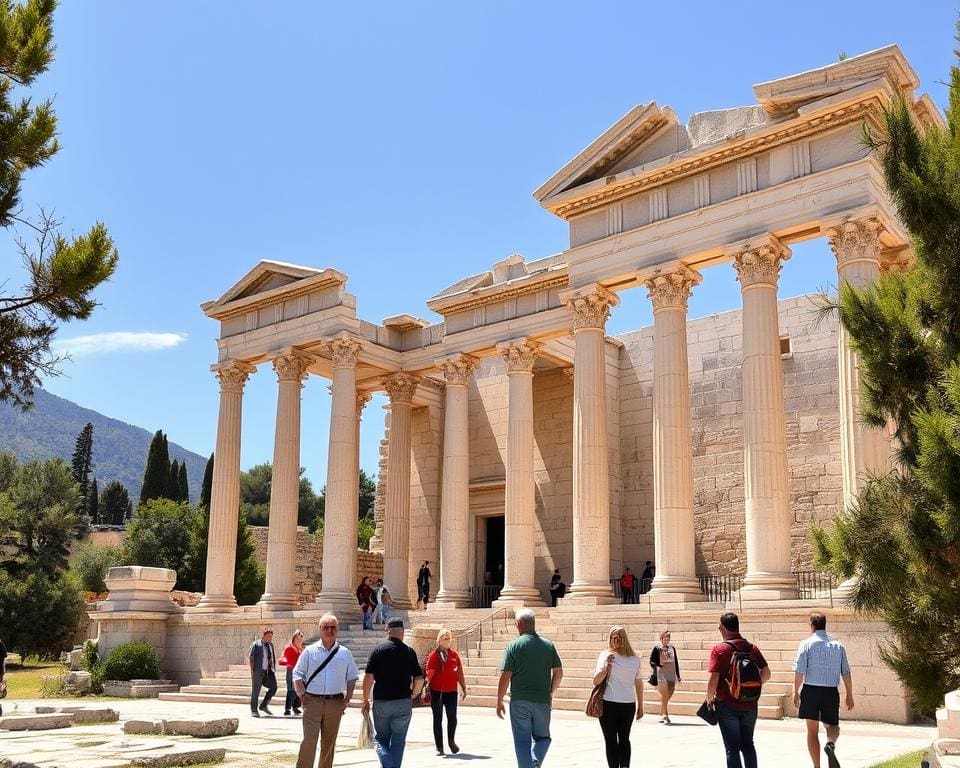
365;638;422;701
499;631;562;704
707;635;768;711
594;651;641;703
292;642;359;696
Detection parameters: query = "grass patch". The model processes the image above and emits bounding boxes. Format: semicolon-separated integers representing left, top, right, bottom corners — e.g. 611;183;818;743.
870;749;926;768
3;658;66;699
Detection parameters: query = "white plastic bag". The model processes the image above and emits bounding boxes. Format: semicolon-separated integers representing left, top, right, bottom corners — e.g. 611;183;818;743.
357;710;374;749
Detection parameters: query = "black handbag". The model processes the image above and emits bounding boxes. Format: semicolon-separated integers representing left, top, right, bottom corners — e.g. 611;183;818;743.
696;700;718;726
648;671;658;687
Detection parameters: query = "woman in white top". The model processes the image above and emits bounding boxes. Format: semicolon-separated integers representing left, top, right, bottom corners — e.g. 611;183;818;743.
648;629;681;724
593;625;644;768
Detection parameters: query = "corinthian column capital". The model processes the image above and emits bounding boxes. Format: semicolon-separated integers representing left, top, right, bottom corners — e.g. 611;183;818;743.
559;284;620;331
731;235;791;289
643;266;702;311
213;360;256;393
357;391;373;416
271;348;312;383
383;373;420;404
437;353;480;386
825;216;883;268
327;332;363;368
497;338;541;373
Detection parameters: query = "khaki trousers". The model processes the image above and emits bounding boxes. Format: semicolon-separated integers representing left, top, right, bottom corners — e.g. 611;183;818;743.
296;695;345;768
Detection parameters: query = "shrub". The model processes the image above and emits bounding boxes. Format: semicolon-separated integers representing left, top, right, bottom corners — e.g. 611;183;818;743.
39;673;67;698
81;639;104;694
72;542;126;593
0;569;85;659
101;640;160;681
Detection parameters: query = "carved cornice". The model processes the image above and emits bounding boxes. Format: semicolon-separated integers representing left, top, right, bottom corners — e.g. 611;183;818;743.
732;235;791;289
880;247;914;274
549;99;878;220
357;391;373;416
327;333;363;369
559;284;620;331
643;266;702;311
213;360;256;393
272;349;312;383
382;373;420;404
437;353;480;387
562;367;575;382
497;339;541;373
429;272;569;316
825;216;883;269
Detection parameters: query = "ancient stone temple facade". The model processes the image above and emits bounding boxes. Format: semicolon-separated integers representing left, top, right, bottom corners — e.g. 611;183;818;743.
196;45;939;611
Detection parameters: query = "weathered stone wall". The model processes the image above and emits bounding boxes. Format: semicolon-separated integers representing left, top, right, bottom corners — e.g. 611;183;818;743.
618;294;841;575
408;404;443;601
249;526;383;603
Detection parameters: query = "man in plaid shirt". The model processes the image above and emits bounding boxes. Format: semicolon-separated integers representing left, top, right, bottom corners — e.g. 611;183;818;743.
793;613;854;768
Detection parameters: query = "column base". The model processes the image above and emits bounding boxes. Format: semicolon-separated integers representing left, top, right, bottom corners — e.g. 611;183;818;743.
194;593;241;613
740;572;797;601
647;590;706;604
562;581;618;605
257;592;300;611
832;575;858;603
434;589;473;608
492;593;545;608
312;591;362;619
649;575;704;599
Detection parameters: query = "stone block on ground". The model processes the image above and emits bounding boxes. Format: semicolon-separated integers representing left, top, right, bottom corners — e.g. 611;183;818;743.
0;761;43;768
60;706;120;723
33;706;56;714
161;718;238;737
103;679;179;698
123;719;164;735
0;713;73;730
65;670;92;693
129;748;226;767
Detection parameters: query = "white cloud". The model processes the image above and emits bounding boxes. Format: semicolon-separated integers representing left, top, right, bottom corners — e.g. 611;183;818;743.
53;332;188;358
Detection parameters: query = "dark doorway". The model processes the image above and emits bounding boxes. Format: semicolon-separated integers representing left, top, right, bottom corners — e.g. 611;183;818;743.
484;515;505;587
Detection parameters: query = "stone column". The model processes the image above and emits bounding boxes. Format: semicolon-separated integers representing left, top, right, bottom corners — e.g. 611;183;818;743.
382;373;420;609
825;216;892;509
315;334;362;612
733;235;797;599
352;392;372;584
435;354;479;607
259;350;311;610
560;284;619;603
197;360;255;612
493;339;545;607
643;267;705;600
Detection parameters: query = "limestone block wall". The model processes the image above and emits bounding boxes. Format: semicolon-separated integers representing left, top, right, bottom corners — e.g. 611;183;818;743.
249;526;383;603
408;404;443;600
617;294;842;575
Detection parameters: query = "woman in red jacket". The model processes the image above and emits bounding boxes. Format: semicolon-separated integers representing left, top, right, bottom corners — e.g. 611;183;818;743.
425;628;467;756
278;629;304;716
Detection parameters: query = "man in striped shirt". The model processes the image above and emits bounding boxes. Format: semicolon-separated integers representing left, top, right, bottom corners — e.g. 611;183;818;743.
793;613;854;768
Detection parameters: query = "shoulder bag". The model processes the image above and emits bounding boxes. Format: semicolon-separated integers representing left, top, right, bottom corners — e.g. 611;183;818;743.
586;655;608;718
304;644;341;690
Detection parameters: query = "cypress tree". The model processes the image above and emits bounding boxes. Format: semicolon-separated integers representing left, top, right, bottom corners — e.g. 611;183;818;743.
814;33;960;714
200;453;214;510
161;434;172;497
70;423;94;519
88;477;98;524
140;430;171;503
169;460;181;502
178;461;189;504
100;481;131;526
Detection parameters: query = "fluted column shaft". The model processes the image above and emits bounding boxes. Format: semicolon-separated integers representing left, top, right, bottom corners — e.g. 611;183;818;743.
494;340;544;606
198;360;255;611
561;284;619;603
733;236;796;598
260;351;311;609
826;217;892;508
316;335;362;609
644;268;704;599
436;355;478;607
383;373;420;609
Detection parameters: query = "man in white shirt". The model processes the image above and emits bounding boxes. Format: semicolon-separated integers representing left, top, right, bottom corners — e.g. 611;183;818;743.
292;614;360;768
373;579;392;625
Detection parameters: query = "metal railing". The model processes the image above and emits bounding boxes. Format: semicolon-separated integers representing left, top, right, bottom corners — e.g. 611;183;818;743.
608;578;654;602
469;585;502;609
794;571;837;604
452;605;512;659
697;573;743;603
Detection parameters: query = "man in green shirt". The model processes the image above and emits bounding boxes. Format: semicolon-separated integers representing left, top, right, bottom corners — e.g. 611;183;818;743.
496;608;563;768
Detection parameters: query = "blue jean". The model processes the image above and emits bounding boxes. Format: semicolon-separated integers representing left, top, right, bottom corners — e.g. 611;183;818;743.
372;698;413;768
716;703;758;768
284;667;300;713
509;699;552;768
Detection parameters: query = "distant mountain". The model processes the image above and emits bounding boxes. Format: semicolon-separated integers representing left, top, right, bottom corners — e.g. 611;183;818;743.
0;388;207;503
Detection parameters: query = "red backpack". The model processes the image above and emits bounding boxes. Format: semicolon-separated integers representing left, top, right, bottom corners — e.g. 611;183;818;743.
724;640;763;703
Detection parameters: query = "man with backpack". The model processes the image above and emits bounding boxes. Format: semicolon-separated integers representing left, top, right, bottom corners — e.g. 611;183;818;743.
705;612;771;768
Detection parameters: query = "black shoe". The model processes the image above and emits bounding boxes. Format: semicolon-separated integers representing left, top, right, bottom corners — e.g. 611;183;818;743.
293;708;302;715
284;710;291;716
450;743;460;754
436;749;444;756
825;742;841;768
251;710;260;718
259;705;273;716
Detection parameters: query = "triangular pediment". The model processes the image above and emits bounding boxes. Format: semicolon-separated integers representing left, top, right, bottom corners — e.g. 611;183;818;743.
534;102;678;203
753;44;919;119
202;260;347;317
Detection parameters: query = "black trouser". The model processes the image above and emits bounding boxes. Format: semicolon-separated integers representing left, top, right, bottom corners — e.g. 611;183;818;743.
598;700;635;768
251;669;277;712
430;689;458;751
284;667;300;713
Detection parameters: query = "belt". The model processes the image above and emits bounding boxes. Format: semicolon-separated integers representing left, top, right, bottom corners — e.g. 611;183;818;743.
309;693;344;700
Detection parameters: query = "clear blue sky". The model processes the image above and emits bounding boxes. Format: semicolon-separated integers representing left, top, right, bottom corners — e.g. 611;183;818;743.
21;1;954;489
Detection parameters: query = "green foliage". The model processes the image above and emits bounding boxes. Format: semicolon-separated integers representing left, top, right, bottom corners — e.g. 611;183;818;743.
0;449;16;491
814;28;960;715
70;422;93;519
140;430;171;503
178;461;188;504
101;640;160;681
123;498;193;574
72;541;124;593
80;639;104;693
0;456;82;573
239;462;324;528
177;502;208;593
234;512;264;605
0;0;119;408
358;469;375;519
199;453;213;510
0;568;85;658
88;476;98;524
99;480;130;526
358;515;375;550
169;459;180;501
